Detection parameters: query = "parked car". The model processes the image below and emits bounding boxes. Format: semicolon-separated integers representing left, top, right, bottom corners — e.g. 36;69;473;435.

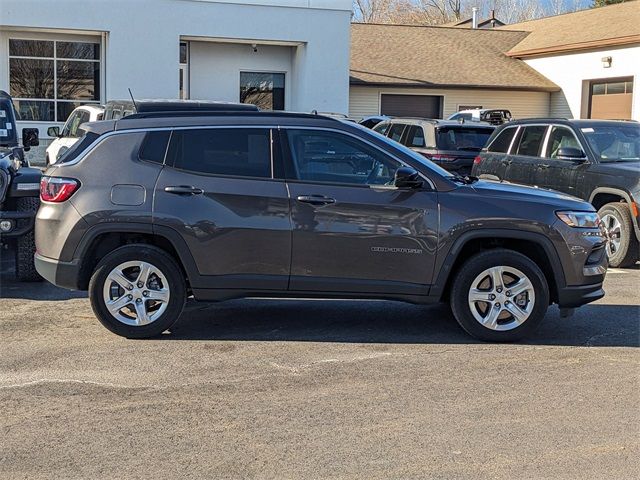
359;115;390;129
448;109;512;125
46;105;104;166
372;118;495;175
0;90;42;280
472;118;640;267
35;110;608;341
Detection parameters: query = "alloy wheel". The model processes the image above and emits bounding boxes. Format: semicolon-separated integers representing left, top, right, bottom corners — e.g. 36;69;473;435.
467;266;535;331
102;261;170;326
601;213;622;257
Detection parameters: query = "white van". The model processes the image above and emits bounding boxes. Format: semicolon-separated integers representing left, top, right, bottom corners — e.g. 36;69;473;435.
45;105;104;165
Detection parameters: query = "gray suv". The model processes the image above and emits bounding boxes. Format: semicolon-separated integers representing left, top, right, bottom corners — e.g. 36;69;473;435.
35;111;608;341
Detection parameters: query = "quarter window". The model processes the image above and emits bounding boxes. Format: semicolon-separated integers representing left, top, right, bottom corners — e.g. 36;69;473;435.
9;39;100;122
240;72;285;111
286;129;401;186
139;131;171;164
487;127;517;153
167;128;272;178
515;126;547;157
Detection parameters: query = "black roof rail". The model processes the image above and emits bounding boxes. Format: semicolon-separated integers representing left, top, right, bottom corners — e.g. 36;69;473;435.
118;110;344;122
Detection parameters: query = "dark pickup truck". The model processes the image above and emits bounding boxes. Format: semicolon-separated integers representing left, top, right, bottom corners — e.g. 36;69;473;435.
0;90;42;280
473;118;640;267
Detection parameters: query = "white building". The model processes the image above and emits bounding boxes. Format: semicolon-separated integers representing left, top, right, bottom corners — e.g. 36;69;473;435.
0;0;352;157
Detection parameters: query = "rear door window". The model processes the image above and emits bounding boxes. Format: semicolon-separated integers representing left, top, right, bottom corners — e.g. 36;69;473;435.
435;127;493;151
487;127;517;153
388;123;407;142
405;125;426;147
167;128;272;178
514;126;548;157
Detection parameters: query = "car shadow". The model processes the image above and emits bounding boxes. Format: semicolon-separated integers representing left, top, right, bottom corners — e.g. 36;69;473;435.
163;299;639;348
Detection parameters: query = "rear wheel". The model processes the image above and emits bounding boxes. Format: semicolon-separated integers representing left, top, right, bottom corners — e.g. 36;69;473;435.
450;249;550;342
15;197;42;282
89;245;186;338
598;202;639;268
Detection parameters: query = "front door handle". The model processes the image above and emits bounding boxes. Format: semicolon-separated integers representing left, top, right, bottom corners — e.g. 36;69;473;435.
501;160;512;166
164;185;204;196
296;195;336;206
538;164;550;169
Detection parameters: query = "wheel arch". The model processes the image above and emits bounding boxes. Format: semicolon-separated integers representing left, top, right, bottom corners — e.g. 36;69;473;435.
589;187;631;210
73;223;199;290
431;229;566;304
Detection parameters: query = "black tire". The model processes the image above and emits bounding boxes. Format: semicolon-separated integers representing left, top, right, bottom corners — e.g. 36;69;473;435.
450;249;550;342
597;202;639;268
89;244;186;338
15;197;42;282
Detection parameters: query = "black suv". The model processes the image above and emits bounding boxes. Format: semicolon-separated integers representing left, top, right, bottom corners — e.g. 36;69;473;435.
0;91;41;280
472;119;640;267
35;111;607;342
373;119;494;175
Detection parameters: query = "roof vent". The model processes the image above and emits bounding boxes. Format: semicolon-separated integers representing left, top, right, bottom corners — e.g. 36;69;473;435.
472;7;479;29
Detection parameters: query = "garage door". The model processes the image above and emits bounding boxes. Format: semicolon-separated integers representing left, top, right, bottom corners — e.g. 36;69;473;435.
589;78;633;120
381;94;442;118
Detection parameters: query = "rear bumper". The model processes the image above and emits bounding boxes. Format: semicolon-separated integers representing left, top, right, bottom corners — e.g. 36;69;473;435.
557;282;605;308
34;252;82;290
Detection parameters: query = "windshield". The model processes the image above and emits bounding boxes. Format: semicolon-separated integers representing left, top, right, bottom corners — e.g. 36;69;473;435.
436;127;493;151
582;124;640;163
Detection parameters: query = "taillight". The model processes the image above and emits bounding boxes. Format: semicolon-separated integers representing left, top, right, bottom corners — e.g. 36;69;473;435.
40;176;80;202
473;155;482;165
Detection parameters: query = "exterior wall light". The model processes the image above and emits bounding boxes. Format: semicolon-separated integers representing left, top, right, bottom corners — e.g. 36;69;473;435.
601;56;612;68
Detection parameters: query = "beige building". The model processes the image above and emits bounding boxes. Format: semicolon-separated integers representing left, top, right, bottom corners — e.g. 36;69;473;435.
349;1;640;122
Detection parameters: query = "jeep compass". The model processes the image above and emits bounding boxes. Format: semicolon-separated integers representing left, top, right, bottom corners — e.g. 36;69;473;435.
35;111;608;341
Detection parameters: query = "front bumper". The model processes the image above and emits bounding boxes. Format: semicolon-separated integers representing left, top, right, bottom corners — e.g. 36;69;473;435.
0;209;35;239
557;282;605;308
35;253;82;290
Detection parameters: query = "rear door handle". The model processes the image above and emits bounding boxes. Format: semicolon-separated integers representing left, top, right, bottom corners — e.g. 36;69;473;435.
296;195;336;206
501;160;512;166
538;164;550;169
164;185;204;196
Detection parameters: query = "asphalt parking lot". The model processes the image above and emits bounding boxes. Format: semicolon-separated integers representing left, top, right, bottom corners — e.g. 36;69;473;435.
0;250;638;480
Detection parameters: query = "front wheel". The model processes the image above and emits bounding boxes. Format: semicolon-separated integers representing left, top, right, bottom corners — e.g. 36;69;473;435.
450;249;550;342
598;202;639;268
89;245;186;338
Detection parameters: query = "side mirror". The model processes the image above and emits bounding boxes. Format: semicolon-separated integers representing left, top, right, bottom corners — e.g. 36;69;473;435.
394;166;423;189
21;128;39;151
556;147;586;160
47;126;61;138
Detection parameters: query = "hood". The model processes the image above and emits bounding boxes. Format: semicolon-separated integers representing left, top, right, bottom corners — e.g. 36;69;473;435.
470;179;591;211
591;160;640;175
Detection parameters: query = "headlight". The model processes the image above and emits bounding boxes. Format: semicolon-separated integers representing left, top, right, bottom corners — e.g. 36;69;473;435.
556;211;600;228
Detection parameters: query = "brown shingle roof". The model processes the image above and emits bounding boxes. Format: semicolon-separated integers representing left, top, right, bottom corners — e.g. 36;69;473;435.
350;23;559;91
500;1;640;57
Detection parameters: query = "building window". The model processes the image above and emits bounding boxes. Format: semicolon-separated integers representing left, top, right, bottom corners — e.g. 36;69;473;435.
9;38;101;122
591;79;633;96
179;41;189;100
240;72;285;110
